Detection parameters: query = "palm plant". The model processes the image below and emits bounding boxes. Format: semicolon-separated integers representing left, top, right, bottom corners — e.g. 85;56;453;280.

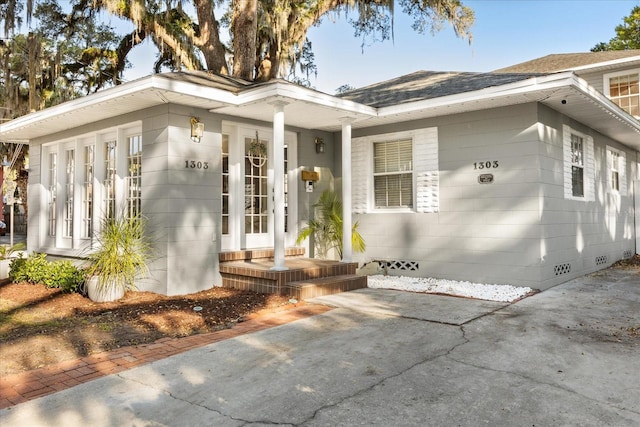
296;190;365;259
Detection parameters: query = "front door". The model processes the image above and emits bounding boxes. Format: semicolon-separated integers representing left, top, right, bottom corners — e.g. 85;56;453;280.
222;125;297;251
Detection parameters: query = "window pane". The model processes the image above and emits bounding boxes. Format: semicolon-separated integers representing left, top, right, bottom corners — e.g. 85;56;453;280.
572;166;584;197
571;134;583;166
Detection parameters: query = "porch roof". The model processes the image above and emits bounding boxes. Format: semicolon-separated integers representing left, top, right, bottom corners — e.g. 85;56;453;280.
1;70;639;150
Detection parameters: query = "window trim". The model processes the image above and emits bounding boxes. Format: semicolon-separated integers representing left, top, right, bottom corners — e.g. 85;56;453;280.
372;137;414;210
603;69;640;118
352;127;439;214
606;145;627;196
563;125;594;202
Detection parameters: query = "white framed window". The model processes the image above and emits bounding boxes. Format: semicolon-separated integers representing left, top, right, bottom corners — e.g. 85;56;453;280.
47;151;57;237
373;139;413;209
352;128;439;213
603;69;640;118
563;125;594;201
570;134;584;197
126;134;142;217
63;149;75;238
82;145;94;238
103;140;117;219
222;134;229;235
606;146;627;195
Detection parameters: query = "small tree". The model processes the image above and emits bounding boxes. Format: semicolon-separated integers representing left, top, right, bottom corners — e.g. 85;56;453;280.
592;6;640;51
296;190;365;259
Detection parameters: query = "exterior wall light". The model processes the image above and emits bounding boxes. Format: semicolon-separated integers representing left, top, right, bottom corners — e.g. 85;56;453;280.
314;137;325;154
190;117;204;143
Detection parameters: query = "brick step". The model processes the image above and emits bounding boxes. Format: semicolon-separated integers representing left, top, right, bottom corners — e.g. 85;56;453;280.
284;274;368;300
219;247;305;263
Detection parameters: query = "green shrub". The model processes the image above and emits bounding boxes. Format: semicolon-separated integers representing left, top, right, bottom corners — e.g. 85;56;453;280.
9;253;49;284
43;261;85;293
9;253;85;293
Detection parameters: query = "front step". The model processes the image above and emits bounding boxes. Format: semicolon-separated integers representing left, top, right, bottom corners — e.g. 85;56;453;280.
284;274;367;300
219;255;365;299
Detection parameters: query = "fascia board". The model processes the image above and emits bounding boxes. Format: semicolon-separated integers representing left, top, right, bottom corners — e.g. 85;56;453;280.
235;82;378;117
0;78;155;138
376;72;582;117
0;75;240;139
562;55;640;73
150;75;240;105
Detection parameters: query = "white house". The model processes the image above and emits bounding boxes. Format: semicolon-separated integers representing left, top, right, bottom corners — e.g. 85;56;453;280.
1;51;638;295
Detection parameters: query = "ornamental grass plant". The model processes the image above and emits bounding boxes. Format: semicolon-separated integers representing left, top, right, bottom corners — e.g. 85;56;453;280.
85;213;152;299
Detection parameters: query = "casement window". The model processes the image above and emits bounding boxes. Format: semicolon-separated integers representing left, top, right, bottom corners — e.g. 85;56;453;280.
563;125;594;201
606;146;627;195
41;124;141;249
222;135;229;235
352;128;439;213
103;140;117;219
63;149;75;238
126;135;142;218
603;70;640;118
47;151;57;237
82;145;94;238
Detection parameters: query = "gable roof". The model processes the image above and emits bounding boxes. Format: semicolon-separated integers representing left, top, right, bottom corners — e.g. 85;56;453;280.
494;50;640;73
338;71;544;108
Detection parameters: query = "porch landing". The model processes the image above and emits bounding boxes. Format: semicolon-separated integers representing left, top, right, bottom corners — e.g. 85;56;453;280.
219;248;367;300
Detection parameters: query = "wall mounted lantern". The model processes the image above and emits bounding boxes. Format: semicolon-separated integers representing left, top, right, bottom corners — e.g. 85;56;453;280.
314;137;325;154
190;117;204;143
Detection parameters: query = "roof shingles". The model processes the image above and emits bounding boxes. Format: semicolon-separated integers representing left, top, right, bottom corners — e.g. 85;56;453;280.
339;71;544;108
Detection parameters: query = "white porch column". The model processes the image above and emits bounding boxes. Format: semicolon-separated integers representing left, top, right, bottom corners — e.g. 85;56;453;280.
341;118;354;263
271;101;288;271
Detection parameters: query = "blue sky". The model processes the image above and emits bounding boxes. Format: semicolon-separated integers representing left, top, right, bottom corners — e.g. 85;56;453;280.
122;0;639;93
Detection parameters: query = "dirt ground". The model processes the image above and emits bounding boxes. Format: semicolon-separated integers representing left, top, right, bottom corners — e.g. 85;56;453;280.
0;282;297;377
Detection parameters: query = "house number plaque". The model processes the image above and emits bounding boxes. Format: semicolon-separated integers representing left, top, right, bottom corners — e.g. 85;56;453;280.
184;160;209;169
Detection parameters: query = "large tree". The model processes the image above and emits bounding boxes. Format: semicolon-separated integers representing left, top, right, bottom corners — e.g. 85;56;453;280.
1;0;474;118
592;5;640;51
91;0;474;82
1;0;122;120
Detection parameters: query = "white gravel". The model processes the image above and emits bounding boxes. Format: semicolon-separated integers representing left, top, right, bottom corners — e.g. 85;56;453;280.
366;275;534;303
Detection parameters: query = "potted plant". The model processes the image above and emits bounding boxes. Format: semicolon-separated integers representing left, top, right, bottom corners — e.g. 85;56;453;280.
296;190;365;259
84;213;152;302
0;242;26;280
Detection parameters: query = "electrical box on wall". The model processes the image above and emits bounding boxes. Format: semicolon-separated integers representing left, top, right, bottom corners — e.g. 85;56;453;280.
306;180;314;192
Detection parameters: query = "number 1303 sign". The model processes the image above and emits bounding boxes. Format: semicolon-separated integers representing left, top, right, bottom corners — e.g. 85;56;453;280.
185;160;209;170
473;160;499;170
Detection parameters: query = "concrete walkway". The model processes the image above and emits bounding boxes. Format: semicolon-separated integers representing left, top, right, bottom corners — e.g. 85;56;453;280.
1;266;638;426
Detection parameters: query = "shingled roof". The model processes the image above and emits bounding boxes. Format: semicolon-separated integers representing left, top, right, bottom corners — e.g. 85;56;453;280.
494;50;640;73
338;71;544;108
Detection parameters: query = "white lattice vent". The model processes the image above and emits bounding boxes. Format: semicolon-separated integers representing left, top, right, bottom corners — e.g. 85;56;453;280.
595;256;608;266
554;263;571;276
378;260;420;271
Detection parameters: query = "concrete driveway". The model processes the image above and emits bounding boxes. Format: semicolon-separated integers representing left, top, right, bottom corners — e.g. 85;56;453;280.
1;266;638;426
